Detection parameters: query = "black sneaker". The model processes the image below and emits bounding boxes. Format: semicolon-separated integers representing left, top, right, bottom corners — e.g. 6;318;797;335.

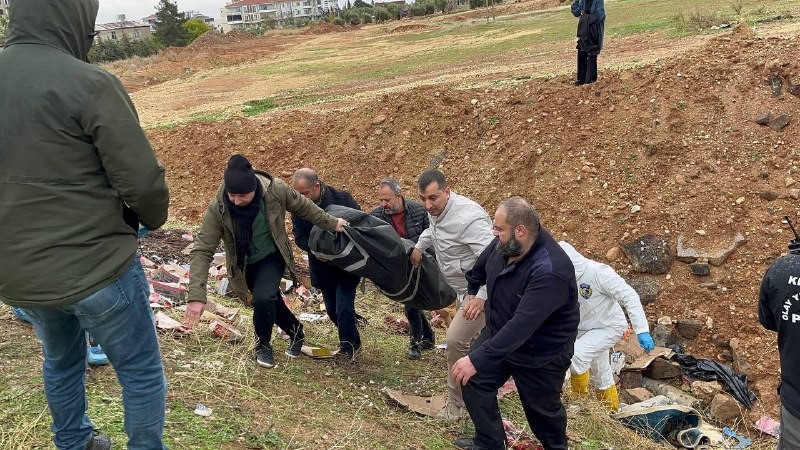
420;338;435;350
256;345;275;368
285;331;304;358
408;344;422;360
86;435;111;450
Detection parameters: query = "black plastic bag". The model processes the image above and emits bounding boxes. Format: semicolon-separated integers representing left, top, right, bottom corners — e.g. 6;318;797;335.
672;352;756;409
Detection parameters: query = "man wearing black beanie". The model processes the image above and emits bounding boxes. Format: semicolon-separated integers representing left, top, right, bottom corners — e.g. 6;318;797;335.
187;155;348;369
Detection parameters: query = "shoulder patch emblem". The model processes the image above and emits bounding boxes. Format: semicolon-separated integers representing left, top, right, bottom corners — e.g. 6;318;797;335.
579;283;592;299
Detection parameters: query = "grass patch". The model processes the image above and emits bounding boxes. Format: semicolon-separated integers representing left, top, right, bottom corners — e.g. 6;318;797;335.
242;98;279;116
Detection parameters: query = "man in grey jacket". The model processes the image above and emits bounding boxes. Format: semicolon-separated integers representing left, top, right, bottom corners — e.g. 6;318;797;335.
410;170;494;420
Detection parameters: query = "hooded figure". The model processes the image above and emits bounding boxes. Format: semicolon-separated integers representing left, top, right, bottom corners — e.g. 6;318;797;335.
0;1;170;449
558;241;652;412
571;0;605;84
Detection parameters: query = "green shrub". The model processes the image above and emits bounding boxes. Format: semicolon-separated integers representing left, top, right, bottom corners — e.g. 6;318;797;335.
469;0;502;9
333;17;346;25
434;0;449;13
386;3;402;19
374;7;390;22
362;13;373;23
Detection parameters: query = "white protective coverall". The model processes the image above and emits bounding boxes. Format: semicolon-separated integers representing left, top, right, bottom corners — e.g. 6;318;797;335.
558;241;650;390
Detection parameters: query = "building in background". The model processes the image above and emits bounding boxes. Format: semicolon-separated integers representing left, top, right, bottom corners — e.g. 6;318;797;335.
141;10;216;31
0;0;9;17
95;15;152;41
220;0;337;32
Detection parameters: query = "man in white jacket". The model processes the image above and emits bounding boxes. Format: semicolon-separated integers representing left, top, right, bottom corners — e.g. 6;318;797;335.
558;241;654;412
410;170;494;420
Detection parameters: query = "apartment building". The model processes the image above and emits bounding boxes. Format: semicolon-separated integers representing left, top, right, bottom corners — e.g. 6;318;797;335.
220;0;337;31
0;0;9;17
95;15;152;41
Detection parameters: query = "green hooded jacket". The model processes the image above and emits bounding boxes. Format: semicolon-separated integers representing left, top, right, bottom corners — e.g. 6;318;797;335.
0;0;170;307
189;172;338;304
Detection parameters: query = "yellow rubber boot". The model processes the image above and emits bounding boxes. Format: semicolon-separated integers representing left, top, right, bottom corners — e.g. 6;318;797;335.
569;371;590;400
595;384;620;412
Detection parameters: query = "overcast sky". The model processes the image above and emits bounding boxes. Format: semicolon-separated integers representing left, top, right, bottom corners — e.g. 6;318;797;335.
97;0;226;23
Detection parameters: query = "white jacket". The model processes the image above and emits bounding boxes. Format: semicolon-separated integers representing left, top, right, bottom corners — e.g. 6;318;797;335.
558;241;650;334
416;192;494;300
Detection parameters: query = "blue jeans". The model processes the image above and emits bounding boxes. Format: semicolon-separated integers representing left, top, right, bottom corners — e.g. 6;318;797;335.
22;258;167;450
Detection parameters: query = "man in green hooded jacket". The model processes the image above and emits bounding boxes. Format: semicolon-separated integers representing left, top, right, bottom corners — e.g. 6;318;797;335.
0;1;170;449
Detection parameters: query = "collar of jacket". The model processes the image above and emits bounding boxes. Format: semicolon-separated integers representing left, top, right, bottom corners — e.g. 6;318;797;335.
499;225;546;274
432;191;458;223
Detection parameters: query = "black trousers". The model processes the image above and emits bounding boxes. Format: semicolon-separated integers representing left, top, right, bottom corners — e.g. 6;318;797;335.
576;51;598;84
462;353;571;450
245;252;302;347
405;304;434;346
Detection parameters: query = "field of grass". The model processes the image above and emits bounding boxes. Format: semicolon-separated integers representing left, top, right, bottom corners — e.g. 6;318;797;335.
0;289;689;449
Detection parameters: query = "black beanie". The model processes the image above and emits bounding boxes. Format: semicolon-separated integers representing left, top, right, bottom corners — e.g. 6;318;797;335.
224;154;258;194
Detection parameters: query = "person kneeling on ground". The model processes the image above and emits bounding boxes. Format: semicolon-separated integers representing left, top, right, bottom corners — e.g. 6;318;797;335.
186;155;348;369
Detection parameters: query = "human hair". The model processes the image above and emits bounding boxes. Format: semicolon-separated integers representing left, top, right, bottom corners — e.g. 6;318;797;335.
417;169;447;191
498;196;540;232
292;167;319;186
379;178;402;195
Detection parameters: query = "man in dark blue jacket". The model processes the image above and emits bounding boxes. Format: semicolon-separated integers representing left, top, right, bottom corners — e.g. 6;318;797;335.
370;178;435;359
452;197;579;450
571;0;605;85
758;237;800;450
292;168;363;359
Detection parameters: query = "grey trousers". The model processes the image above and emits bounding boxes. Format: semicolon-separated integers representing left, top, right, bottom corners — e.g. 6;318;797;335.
779;404;800;450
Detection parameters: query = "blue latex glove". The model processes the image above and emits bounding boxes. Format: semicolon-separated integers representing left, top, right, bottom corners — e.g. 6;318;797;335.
138;226;149;239
637;332;655;353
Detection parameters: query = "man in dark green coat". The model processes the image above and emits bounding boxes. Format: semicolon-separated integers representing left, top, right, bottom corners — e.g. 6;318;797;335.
0;0;170;449
186;155;348;369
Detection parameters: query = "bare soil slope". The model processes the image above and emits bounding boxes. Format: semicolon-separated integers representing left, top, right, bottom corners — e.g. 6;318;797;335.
149;26;800;418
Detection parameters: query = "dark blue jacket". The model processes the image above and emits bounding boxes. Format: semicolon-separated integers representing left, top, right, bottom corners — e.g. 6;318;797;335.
293;182;361;287
758;254;800;418
572;0;605;55
370;197;429;244
466;228;579;369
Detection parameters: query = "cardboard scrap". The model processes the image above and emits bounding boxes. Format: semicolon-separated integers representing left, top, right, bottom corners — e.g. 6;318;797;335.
209;319;243;342
382;388;446;417
154;311;188;333
298;313;327;323
300;345;336;359
623;347;675;371
150;279;188;303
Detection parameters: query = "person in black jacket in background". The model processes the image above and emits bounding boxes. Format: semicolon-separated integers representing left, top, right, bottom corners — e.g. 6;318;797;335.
370;178;435;360
452;197;579;450
571;0;605;85
758;234;800;450
292;168;363;360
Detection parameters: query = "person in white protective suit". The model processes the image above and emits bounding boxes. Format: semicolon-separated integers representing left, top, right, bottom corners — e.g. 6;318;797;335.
558;241;654;412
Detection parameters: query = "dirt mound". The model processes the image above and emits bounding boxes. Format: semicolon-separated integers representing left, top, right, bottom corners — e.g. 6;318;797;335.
301;22;352;34
390;24;430;33
147;28;800;418
188;29;259;49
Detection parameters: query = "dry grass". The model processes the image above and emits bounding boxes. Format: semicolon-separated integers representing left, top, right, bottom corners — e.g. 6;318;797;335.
0;290;780;448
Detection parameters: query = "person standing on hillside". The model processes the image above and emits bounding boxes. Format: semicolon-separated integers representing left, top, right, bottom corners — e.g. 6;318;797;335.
758;235;800;450
0;0;170;448
453;197;579;450
410;170;495;420
292;168;364;360
186;156;347;369
371;178;436;360
571;0;605;85
558;241;653;412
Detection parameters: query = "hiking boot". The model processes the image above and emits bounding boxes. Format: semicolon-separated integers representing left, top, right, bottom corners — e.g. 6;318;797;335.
435;401;466;421
454;437;495;450
87;345;109;366
85;434;111;450
420;338;435;350
408;345;422;360
285;330;305;358
255;344;275;368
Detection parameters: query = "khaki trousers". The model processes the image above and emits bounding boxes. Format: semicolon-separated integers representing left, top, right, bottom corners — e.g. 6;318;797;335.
446;305;486;406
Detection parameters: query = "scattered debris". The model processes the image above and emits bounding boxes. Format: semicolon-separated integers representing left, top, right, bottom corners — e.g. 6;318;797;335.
193;404;212;417
619;235;673;275
382;388;445;417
